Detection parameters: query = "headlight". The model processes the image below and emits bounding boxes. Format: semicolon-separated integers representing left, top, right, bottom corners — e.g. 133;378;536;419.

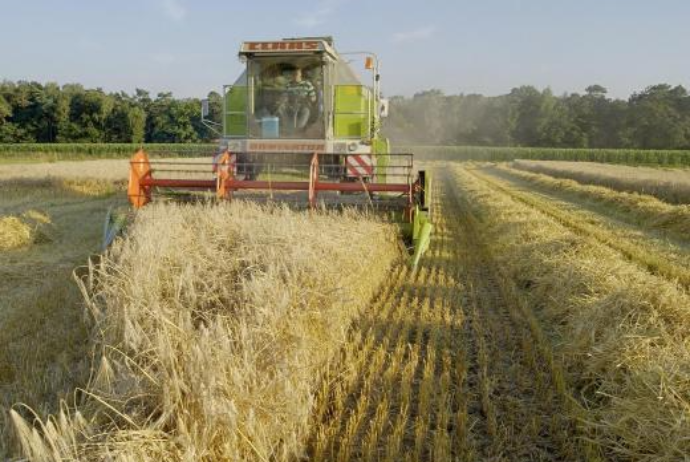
347;142;358;152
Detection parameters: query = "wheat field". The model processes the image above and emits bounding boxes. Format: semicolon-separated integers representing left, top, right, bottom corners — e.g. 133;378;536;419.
3;157;690;461
9;202;399;461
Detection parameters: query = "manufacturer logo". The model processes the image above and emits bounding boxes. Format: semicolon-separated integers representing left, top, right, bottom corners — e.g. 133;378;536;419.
245;41;321;52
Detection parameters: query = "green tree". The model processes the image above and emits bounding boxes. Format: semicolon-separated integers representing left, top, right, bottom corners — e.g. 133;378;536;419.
130;106;146;143
627;84;689;149
40;82;70;142
508;86;555;146
147;93;199;143
57;84;115;142
538;97;586;147
105;95;147;143
0;93;15;142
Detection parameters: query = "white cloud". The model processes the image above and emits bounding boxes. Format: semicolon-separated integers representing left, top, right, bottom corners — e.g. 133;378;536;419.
161;0;186;22
294;0;343;28
391;26;436;44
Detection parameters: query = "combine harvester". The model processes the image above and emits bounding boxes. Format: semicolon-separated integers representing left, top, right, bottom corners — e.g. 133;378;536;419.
120;37;432;266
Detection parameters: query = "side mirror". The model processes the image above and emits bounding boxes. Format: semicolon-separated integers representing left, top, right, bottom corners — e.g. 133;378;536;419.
379;98;389;118
201;99;210;118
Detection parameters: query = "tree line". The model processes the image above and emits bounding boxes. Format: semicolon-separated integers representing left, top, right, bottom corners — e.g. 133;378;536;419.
384;84;690;149
2;80;690;149
0;81;223;143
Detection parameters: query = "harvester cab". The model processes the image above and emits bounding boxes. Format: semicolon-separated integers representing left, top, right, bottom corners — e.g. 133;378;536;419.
123;37;432;267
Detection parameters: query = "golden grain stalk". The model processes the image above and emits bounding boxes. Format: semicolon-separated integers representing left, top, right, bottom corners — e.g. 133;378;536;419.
11;201;399;462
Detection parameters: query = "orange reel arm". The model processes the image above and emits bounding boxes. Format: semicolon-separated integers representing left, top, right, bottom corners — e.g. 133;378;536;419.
128;149;152;208
216;150;234;199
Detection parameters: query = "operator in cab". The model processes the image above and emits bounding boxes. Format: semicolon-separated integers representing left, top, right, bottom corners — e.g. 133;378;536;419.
276;66;317;134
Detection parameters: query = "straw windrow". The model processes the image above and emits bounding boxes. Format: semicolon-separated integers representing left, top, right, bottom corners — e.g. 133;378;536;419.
512;160;690;204
0;210;51;250
496;163;690;241
459;165;690;461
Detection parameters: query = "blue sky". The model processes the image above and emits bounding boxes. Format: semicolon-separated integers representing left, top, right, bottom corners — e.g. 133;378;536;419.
1;0;689;99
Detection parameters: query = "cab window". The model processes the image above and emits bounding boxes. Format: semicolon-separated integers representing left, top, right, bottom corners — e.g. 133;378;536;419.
249;57;325;139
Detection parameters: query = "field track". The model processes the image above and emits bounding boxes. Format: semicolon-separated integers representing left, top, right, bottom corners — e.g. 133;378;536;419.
307;165;592;461
306;162;690;461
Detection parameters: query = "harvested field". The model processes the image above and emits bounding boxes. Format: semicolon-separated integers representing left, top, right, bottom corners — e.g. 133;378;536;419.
457;165;690;461
302;164;690;461
0;157;215;182
492;164;690;248
0;175;124;460
513;160;690;204
4;158;690;462
0;159;130;181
